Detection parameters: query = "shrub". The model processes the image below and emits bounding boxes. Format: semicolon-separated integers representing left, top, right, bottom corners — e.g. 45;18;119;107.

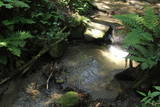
137;86;160;107
114;8;160;70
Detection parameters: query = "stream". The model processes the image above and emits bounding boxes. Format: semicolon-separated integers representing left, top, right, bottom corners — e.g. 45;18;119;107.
0;39;135;107
60;42;129;100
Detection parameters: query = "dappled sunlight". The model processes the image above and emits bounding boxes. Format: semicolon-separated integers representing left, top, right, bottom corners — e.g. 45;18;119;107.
25;82;40;99
84;21;109;39
100;45;128;66
109;46;128;59
85;28;104;38
44;93;62;106
100;45;139;68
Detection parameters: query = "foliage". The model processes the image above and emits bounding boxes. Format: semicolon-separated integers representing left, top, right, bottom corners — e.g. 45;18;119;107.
114;8;160;70
0;0;91;67
60;0;92;14
0;0;70;65
0;32;32;57
68;13;90;27
56;91;80;107
0;0;30;8
137;86;160;107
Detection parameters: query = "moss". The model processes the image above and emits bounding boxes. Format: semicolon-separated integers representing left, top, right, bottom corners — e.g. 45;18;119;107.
56;91;80;107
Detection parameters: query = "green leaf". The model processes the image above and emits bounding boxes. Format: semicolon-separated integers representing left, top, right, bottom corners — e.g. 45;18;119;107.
124;29;141;46
0;41;7;47
154;86;160;91
129;55;146;62
4;4;13;8
8;47;21;57
150;92;160;98
143;7;159;30
141;32;153;41
0;1;4;7
12;0;30;8
141;62;149;70
0;31;32;57
137;90;146;97
2;17;35;26
2;20;15;26
141;96;149;102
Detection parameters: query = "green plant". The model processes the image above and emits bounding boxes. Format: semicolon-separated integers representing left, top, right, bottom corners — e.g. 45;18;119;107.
0;0;30;9
68;13;90;27
114;8;160;70
0;0;70;65
137;86;160;107
60;0;92;14
56;91;80;107
0;32;32;64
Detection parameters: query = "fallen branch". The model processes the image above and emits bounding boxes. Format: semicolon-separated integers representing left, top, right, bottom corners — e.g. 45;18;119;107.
0;77;11;85
20;37;65;75
0;27;67;86
46;69;54;90
20;26;67;74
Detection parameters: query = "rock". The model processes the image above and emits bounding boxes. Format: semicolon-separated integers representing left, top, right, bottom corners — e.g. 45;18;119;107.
68;25;85;40
49;41;67;58
115;68;136;81
55;91;80;107
84;21;109;41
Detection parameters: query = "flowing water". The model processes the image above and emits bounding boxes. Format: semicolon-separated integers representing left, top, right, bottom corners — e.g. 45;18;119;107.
0;39;131;107
60;42;129;100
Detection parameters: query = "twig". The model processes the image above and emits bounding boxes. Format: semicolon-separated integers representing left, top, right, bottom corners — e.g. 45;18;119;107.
0;77;11;85
46;70;54;90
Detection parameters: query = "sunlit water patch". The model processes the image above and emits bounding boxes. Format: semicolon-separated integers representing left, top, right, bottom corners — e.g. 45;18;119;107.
60;43;129;100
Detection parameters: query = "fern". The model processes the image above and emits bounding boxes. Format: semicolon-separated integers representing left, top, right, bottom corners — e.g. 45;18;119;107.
114;14;143;30
2;17;35;26
0;0;29;8
114;7;160;70
143;8;159;30
0;31;32;57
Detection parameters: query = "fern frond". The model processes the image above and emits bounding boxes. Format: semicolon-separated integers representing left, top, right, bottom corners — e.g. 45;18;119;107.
12;0;30;8
141;32;153;41
8;46;21;56
143;8;159;30
124;29;142;46
114;14;143;30
0;31;32;57
114;7;159;70
2;17;35;26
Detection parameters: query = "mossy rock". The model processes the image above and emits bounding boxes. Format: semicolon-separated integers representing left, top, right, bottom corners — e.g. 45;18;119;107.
56;91;80;107
68;24;85;40
49;41;67;58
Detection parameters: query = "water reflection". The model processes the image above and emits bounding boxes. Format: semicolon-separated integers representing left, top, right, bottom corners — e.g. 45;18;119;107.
61;43;128;100
109;46;129;59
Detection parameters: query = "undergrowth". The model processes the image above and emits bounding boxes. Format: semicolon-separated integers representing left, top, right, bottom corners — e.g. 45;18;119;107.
114;8;160;70
0;0;91;67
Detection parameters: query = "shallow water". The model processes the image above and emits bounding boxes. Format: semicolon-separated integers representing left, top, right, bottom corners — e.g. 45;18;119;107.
0;41;131;106
60;42;129;100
